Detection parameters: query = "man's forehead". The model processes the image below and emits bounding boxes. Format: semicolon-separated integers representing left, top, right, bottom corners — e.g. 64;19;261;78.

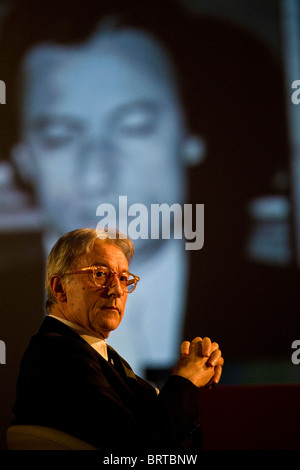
21;28;181;126
85;240;128;266
23;27;176;91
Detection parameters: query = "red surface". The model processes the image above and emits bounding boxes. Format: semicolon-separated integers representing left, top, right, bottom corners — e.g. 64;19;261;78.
198;384;300;449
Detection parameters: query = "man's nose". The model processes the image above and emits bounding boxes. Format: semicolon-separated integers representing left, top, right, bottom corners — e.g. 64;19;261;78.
106;274;123;297
79;136;116;189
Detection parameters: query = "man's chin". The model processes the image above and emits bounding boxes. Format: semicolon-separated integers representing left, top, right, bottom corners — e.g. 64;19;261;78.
95;318;121;338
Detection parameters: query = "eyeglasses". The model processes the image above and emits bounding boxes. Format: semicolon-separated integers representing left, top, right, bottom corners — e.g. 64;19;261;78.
64;265;140;293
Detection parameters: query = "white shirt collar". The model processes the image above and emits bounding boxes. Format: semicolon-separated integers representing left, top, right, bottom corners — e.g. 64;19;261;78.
48;314;108;361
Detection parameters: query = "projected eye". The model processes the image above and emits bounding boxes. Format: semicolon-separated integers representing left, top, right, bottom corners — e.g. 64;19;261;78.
117;112;156;136
31;118;82;150
114;103;159;138
39;126;77;149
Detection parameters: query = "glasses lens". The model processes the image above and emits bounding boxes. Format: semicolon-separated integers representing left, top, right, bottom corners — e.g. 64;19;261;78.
93;267;137;293
94;267;109;287
126;276;136;293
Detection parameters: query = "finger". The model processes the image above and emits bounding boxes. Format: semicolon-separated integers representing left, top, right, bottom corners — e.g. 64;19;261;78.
218;357;224;367
189;337;202;356
191;337;202;343
212;365;223;384
210;342;219;353
180;341;191;356
200;337;211;357
206;349;222;367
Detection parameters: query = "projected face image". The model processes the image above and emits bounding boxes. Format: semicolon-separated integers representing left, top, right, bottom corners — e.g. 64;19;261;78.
14;28;199;252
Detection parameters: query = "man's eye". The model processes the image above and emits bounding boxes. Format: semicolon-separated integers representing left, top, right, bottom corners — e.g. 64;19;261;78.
117;112;156;137
119;275;129;283
39;130;76;149
95;270;107;278
33;122;80;150
43;136;74;149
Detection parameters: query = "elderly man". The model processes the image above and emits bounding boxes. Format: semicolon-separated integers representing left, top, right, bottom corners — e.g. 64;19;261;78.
12;228;223;450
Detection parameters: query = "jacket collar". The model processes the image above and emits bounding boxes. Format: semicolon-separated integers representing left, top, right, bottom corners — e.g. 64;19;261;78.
40;316;138;382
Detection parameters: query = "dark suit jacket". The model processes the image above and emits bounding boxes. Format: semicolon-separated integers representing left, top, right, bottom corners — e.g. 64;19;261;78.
12;316;201;450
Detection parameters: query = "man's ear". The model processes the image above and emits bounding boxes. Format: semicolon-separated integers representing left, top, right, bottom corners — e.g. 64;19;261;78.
50;275;67;303
11;142;37;184
181;134;206;166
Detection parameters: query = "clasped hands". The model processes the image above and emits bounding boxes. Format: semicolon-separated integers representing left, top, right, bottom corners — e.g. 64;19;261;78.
172;337;224;388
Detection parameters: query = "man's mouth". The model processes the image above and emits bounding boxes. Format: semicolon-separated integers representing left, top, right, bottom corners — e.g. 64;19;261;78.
102;306;120;313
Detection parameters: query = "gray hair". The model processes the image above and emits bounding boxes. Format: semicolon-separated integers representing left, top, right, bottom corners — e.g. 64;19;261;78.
45;227;134;313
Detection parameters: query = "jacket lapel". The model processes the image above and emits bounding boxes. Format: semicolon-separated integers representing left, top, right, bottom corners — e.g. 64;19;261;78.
40;316;153;398
107;345;138;381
